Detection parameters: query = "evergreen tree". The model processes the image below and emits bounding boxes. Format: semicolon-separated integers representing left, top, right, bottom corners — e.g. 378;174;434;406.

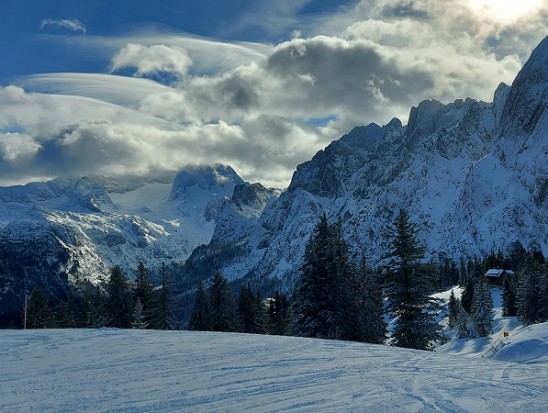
471;277;493;337
456;306;476;338
209;272;236;332
448;289;460;328
460;274;476;313
458;257;468;285
293;215;337;338
254;291;269;335
134;262;155;327
26;287;54;328
516;257;548;325
507;241;526;270
131;298;148;329
189;281;212;331
53;289;78;328
356;260;386;344
502;274;517;317
330;219;360;340
383;209;443;350
236;284;257;333
89;285;108;327
54;300;77;328
540;265;548;323
107;265;132;328
152;263;174;330
292;215;357;340
268;291;290;336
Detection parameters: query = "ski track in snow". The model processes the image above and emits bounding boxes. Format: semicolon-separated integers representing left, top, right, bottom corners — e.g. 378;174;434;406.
1;329;547;413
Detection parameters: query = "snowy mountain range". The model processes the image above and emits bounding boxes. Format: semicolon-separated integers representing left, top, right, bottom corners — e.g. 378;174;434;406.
0;165;278;319
0;36;547;319
180;35;548;290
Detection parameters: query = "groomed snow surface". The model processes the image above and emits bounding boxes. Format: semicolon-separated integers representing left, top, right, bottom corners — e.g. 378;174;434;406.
2;325;547;413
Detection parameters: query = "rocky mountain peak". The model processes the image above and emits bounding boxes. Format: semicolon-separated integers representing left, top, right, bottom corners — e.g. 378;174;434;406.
184;36;548;294
169;164;243;201
501;35;548;135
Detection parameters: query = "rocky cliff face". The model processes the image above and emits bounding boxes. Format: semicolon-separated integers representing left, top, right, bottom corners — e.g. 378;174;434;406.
185;36;548;291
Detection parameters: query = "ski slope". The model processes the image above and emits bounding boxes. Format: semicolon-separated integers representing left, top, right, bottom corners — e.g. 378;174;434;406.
1;327;547;412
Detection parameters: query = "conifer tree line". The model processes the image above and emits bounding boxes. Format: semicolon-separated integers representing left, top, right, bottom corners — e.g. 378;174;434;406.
17;208;548;349
189;273;291;335
290;210;443;350
24;262;176;329
292;215;386;344
287;210;547;350
451;242;548;338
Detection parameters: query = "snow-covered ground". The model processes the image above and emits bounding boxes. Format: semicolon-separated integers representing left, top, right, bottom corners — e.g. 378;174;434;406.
437;287;548;364
1;324;547;412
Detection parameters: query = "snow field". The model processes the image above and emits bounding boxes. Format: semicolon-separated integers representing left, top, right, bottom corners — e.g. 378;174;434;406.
1;328;547;413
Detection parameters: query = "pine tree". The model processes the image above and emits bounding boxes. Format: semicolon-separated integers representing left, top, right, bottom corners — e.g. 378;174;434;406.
456;306;476;338
268;291;290;336
516;257;547;325
54;300;76;328
209;272;235;332
458;257;468;285
189;281;212;331
539;265;548;322
53;289;78;328
152;263;174;330
356;260;386;344
131;298;148;329
460;274;476;313
107;265;132;328
383;209;443;350
254;291;269;334
292;215;357;340
330;219;360;340
26;287;54;328
471;277;493;337
236;284;257;333
90;285;108;327
448;289;460;328
502;274;517;317
507;241;526;270
134;262;155;327
293;215;338;338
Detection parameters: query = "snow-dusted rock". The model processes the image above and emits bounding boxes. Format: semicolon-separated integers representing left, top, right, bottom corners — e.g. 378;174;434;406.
0;164;272;319
185;36;548;291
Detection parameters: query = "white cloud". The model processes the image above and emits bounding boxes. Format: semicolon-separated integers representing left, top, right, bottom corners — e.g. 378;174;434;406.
4;1;547;188
16;73;173;109
0;86;322;188
39;18;86;34
0;133;41;162
110;44;193;83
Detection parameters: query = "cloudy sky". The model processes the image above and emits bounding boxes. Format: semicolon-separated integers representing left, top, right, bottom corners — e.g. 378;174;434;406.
0;0;546;188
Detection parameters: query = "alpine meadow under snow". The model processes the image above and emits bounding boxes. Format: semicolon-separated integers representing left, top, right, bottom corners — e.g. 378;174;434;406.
1;322;547;413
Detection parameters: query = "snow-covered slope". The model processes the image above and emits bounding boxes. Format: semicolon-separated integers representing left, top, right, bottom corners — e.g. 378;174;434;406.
1;328;546;412
192;36;548;290
0;165;277;320
437;287;548;365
